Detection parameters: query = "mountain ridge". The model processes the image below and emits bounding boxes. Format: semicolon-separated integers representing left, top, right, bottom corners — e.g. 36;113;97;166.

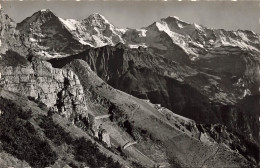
15;9;260;60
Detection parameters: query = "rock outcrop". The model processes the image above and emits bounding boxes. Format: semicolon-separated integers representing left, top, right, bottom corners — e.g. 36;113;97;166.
0;9;28;56
0;57;86;120
98;129;111;147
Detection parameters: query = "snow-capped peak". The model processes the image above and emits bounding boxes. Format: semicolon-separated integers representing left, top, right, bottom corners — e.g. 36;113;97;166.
171;16;180;20
37;9;53;15
40;9;48;12
165;16;186;23
31;9;57;21
17;9;58;31
148;16;189;31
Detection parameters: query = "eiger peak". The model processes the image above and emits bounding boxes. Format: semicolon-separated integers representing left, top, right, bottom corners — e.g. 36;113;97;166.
33;8;57;18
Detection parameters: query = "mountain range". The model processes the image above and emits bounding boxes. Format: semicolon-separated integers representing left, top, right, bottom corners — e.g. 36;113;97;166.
0;8;259;168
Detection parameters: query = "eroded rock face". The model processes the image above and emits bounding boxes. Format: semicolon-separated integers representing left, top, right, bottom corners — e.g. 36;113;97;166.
0;57;86;120
0;9;28;56
98;129;111;147
17;9;87;58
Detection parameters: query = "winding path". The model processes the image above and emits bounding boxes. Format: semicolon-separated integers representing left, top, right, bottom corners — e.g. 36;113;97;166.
123;141;138;149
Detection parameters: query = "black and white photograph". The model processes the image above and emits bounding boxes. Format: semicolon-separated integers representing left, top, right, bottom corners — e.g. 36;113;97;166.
0;0;259;167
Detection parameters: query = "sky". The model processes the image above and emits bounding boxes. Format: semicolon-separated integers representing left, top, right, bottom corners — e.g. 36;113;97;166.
1;1;260;34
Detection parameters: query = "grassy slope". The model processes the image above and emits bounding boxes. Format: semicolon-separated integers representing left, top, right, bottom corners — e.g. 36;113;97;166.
65;59;254;168
0;89;130;168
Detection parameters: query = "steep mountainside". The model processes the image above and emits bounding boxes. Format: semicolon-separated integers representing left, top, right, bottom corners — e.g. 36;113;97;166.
49;44;260;146
64;59;258;167
59;13;125;47
0;56;86;121
17;9;88;58
16;9;260;104
127;16;260;62
0;9;28;56
0;90;128;168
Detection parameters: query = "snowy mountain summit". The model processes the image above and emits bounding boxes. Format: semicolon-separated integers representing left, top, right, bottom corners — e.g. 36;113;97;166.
59;13;124;47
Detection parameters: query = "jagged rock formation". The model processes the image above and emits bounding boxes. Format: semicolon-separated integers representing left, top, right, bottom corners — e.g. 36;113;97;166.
17;9;88;58
59;13;125;47
88;113;112;147
16;9;260;117
17;9;260;105
0;56;86;120
0;9;28;56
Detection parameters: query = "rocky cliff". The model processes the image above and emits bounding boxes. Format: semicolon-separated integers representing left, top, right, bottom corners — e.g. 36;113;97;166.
17;9;88;58
0;56;87;120
0;9;28;56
